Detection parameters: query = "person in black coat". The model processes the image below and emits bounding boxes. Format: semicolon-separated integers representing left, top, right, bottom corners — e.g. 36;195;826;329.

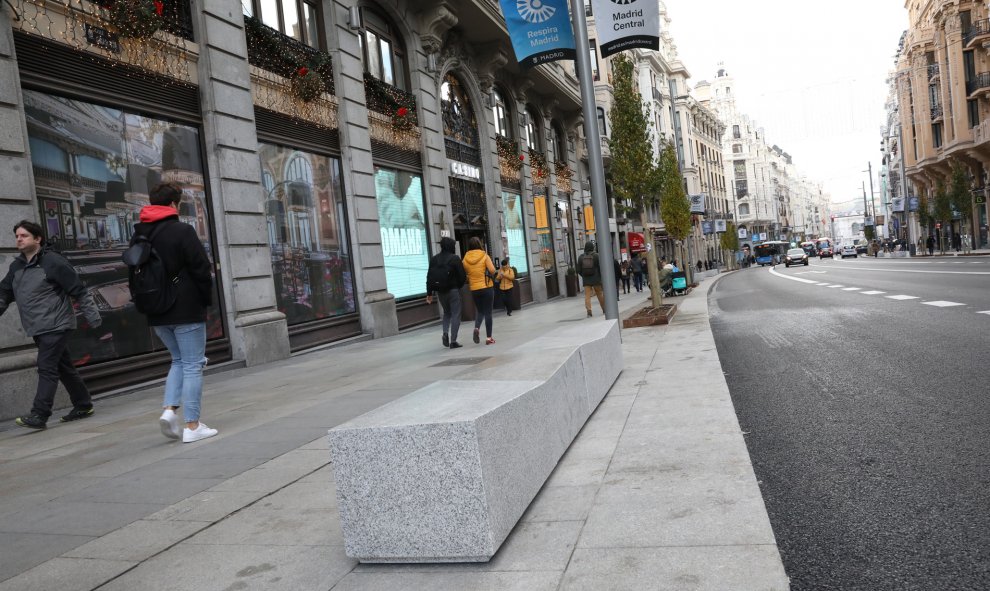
133;182;217;443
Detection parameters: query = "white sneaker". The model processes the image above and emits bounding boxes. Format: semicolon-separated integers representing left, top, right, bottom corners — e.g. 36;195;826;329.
159;409;181;440
182;423;218;443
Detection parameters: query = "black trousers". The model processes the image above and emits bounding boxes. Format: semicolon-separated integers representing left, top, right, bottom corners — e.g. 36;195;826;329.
498;287;513;313
32;330;92;419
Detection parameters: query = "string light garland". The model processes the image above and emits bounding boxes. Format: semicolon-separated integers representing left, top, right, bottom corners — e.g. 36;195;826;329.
109;0;163;38
554;159;573;191
529;149;548;186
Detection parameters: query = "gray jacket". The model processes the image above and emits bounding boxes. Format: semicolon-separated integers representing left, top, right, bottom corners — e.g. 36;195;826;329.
0;248;102;336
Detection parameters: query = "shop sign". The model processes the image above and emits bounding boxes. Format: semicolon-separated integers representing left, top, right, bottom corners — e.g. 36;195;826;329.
715;220;727;232
891;197;905;212
85;24;120;53
628;232;645;252
449;160;481;181
702;221;714;235
498;0;576;69
689;193;706;214
737;228;748;239
590;0;660;57
908;196;920;211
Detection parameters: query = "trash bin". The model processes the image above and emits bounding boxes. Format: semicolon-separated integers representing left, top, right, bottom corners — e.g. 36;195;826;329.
909;243;917;256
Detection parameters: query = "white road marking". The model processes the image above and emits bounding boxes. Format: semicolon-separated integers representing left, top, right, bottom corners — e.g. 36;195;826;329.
817;265;990;276
978;311;990;315
842;287;861;291
860;291;886;295
826;284;845;288
921;301;965;307
767;267;819;284
886;295;919;300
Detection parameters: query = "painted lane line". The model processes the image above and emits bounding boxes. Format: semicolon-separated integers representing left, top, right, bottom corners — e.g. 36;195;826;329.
800;265;990;276
842;287;862;291
860;291;886;295
767;267;819;284
978;311;990;315
886;295;919;300
921;301;965;307
826;285;845;288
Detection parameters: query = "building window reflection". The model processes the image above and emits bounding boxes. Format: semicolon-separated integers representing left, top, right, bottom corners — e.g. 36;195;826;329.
260;144;356;325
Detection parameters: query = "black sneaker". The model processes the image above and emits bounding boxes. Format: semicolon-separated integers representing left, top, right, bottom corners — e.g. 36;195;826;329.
60;406;95;423
449;341;462;349
15;414;47;430
442;333;449;348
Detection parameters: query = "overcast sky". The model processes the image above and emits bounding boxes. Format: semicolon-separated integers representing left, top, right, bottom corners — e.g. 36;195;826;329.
665;1;909;209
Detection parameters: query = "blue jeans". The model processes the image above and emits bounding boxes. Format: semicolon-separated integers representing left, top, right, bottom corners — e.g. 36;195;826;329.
154;323;207;423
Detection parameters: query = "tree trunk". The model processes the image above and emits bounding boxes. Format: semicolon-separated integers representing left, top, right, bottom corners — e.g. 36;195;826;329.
641;210;662;308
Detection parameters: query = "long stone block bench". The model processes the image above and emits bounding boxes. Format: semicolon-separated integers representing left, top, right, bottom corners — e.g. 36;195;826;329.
327;320;622;563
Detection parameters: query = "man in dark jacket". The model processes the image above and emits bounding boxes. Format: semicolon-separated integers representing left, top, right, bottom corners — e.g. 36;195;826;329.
134;183;217;443
0;220;102;429
578;241;605;318
425;236;467;348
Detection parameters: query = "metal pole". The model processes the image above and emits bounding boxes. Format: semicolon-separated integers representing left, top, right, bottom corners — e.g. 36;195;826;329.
568;0;618;321
868;161;877;229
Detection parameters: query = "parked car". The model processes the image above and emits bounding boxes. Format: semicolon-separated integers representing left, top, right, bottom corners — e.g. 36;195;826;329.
784;248;809;267
855;242;868;255
840;245;858;258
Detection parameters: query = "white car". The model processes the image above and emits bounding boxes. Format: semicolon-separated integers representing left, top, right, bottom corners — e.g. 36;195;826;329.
840;246;858;258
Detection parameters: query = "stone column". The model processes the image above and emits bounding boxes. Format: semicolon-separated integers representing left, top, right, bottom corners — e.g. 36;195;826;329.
195;0;290;364
328;0;397;338
0;12;54;418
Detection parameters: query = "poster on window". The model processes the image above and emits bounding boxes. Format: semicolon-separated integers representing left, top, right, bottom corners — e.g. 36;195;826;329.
374;167;429;299
498;0;576;68
590;0;660;57
502;192;529;276
22;90;223;368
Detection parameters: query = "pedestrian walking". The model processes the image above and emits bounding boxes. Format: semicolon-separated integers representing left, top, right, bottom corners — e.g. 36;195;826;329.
631;253;644;292
1;220;103;429
462;237;497;345
130;183;217;443
613;258;622;301
926;235;935;256
425;236;467;349
619;260;631;294
495;257;515;316
578;241;605;317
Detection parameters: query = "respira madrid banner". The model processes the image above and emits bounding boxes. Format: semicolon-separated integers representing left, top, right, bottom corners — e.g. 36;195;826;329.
627;232;645;252
590;0;659;58
498;0;577;69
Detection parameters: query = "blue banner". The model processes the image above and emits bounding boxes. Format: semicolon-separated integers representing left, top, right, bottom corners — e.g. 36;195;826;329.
498;0;576;69
702;221;714;235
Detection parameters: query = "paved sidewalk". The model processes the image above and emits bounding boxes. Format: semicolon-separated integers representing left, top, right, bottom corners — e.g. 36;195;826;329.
0;274;789;591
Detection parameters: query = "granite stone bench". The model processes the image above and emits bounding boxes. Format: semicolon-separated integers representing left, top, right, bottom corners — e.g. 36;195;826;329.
327;320;622;563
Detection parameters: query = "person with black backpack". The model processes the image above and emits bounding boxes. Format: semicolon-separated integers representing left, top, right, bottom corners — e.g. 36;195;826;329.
578;241;605;318
425;236;467;349
130;182;216;443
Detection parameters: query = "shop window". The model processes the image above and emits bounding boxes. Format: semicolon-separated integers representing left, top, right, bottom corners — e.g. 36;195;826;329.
23;90;222;367
374;166;429;300
260;144;356;324
501;192;528;277
596;107;607;137
525;107;542;150
359;8;406;90
739;203;750;216
589;40;600;81
244;0;321;49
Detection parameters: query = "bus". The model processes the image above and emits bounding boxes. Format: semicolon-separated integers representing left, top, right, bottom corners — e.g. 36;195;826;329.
753;241;789;266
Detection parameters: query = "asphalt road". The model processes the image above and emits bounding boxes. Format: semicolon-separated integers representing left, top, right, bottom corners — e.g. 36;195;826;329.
709;255;990;590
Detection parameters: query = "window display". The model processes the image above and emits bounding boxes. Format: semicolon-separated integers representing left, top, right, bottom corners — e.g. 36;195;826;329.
501;192;528;276
22;90;223;366
374;167;428;300
260;144;356;325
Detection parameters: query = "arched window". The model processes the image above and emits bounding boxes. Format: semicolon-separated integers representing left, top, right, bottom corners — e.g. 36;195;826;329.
359;8;407;90
524;107;542;150
596;107;607;137
492;88;511;138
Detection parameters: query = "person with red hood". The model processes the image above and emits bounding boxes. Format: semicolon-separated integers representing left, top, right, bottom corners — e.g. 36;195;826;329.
133;182;216;443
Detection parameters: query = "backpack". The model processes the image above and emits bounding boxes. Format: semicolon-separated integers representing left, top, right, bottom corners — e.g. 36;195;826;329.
580;253;596;277
122;223;179;315
426;253;454;292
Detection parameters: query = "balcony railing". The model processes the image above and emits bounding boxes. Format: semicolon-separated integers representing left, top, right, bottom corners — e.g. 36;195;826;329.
927;63;939;81
963;18;990;47
244;16;334;95
966;72;990;97
652;87;661;101
364;73;417;122
930;104;943;121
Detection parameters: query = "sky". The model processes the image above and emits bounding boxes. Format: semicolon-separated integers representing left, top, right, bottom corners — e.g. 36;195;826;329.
664;0;909;209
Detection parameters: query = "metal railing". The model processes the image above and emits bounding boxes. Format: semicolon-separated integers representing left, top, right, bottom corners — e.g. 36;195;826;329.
927;63;939;80
930;104;943;120
244;16;334;95
963;18;990;46
966;72;990;96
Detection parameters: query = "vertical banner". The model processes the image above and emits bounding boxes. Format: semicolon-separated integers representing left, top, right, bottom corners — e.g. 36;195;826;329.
689;194;706;214
590;0;660;57
627;232;645;252
498;0;577;69
715;219;727;232
584;205;596;232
